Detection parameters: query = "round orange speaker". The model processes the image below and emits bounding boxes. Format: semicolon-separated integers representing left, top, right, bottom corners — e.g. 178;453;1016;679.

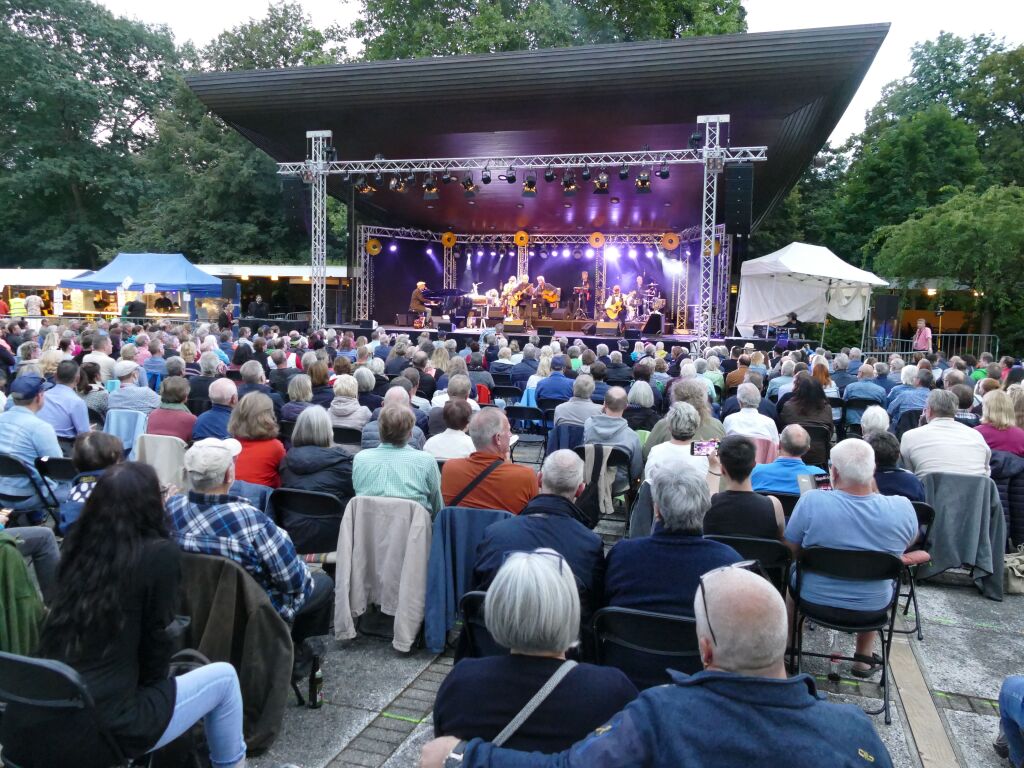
589;232;605;249
441;231;457;248
366;238;382;256
514;230;530;247
661;233;681;251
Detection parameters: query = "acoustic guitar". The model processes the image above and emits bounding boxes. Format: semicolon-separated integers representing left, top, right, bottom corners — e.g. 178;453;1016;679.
605;296;625;320
540;287;560;304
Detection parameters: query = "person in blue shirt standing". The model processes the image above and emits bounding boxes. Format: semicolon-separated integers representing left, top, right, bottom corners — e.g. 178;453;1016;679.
750;425;826;495
37;360;90;450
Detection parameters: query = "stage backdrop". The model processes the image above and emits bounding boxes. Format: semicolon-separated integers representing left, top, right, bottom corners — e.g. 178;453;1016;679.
369;242;701;326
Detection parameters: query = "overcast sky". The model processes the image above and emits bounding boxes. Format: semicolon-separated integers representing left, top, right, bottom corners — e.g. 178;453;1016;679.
97;0;1023;144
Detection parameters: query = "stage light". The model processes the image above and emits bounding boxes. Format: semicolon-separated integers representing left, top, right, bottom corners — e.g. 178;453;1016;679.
540;250;549;260
529;250;536;257
645;249;654;258
441;168;453;184
355;175;375;195
481;168;491;184
476;248;484;256
522;174;537;197
573;249;583;260
544;167;555;183
635;172;651;193
373;172;384;187
561;247;571;258
506;167;517;184
689;130;703;149
581;166;592;181
593;171;609;195
562;172;577;196
490;250;497;257
426;247;434;256
685;247;692;257
422;176;439;200
618;165;629;181
462;174;477;197
628;248;638;258
585;247;594;258
388;242;398;253
388;176;407;193
404;171;416;184
270;274;279;281
657;163;670;180
606;246;621;260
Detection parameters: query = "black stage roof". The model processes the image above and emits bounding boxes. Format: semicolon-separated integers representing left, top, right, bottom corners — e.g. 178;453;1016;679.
188;24;888;236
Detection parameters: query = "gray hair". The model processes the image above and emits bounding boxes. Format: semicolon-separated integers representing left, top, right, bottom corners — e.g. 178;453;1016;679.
830;438;875;486
627;380;654;408
353;366;375;393
779;424;810;457
609;350;622;364
901;364;918;386
288;373;312;403
596;344;609;357
927;388;958;419
292;404;333;448
737;382;761;409
447;373;472;399
679;362;697;378
874;362;889;378
540;449;583;498
665;401;699;441
333;373;358;398
300;351;319;370
780;360;796;377
651;464;710;533
239;360;264;384
199;351;222;376
468;407;506;451
485;549;579;654
521;344;538;361
694;358;707;374
164;356;185;377
368;357;385;375
572;374;595;399
834;353;849;371
860;405;890;436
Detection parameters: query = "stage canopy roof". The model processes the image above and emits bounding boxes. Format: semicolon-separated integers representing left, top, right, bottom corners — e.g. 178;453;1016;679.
187;24;888;236
60;253;222;295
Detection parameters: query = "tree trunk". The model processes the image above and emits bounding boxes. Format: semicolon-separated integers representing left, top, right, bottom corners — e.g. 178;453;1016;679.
980;308;992;338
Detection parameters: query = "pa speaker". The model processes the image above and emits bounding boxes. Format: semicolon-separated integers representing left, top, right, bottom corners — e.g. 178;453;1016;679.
550;308;569;320
596;321;619;337
503;320;525;333
642;313;664;335
436;321;454;333
724;165;753;236
624;329;642;341
581;322;596;335
394;312;412;326
873;295;900;324
537;326;554;337
358;319;376;329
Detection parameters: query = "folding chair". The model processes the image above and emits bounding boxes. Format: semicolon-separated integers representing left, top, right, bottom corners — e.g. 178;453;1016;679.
103;409;148;459
591;607;702;690
801;424;833;464
704;535;792;598
790;547;903;724
278;419;296;441
332;426;362;447
489;372;512;388
269;488;346;555
146;371;164;392
759;491;801;520
491;385;523;406
455;590;509;660
505;405;546;464
0;453;60;527
35;456;78;483
893;409;924;439
893;501;936;641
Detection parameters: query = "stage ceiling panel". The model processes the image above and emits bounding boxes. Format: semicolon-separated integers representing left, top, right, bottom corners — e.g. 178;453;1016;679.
187;24;888;235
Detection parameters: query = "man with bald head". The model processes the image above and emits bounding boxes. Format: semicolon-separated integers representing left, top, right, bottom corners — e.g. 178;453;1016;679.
360;386;427;449
420;566;893;768
842;363;887;427
750;424;827;495
191;378;238;441
583;386;643;483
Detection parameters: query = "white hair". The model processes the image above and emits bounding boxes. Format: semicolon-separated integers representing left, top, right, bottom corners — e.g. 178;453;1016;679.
665;401;700;441
781;360;796;376
901;364;918;386
737;382;761;409
468;407;506;451
572;374;595;399
292;405;333;448
485;549;579;654
627;380;654;408
679;362;697;378
830;438;875;486
860;406;890;436
596;344;609;357
540;449;583;497
651;463;709;532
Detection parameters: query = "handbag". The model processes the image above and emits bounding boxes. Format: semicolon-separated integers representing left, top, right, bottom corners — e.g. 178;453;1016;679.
1006;545;1024;595
491;660;578;747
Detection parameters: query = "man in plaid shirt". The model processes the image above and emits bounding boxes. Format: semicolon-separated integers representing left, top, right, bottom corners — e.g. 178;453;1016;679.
167;438;334;646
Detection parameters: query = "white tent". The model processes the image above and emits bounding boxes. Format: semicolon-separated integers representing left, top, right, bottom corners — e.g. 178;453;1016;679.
734;242;888;336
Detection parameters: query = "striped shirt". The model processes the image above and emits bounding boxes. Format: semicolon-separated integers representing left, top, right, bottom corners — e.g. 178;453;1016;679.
352;443;442;516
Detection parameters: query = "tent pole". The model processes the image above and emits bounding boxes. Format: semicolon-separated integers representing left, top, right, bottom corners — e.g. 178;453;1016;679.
820;279;830;348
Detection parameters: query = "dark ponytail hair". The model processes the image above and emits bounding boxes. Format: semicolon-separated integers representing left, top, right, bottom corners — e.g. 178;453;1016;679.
39;462;169;661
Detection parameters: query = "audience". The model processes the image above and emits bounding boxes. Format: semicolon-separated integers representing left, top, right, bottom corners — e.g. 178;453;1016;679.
108;360;161;415
434;549;637;752
750;425;827;494
704;435;785;539
723;383;779;444
842;364;887;426
887;367;933;423
622;380;659;431
362;386;428;449
423;400;475;460
60;431;125;532
535;355;574;402
37;360;89;448
236;359;284;420
76;360;109;417
192;378;236;440
859;405;890;437
278;406;355;505
308;361;334;408
865;431;926;502
976;389;1024;457
186;352;224;413
582;386;643;485
428;374;478;435
900;389;991;476
328;373;372;430
553;374;602;427
143;375;197;443
227;391;285;488
778;375;833;466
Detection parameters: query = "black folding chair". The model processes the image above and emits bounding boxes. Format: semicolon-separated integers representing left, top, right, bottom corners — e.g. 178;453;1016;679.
591;607;702;690
332;426;362;447
704;535;792;598
893;501;936;641
0;453;60;528
505;405;547;465
491;385;523;405
225;369;243;382
844;398;883;428
489;372;512;388
455;591;509;661
0;651;132;767
36;456;79;483
894;409;924;439
760;491;801;521
278;419;296;441
791;547;903;724
269;488;346;555
537;397;564;429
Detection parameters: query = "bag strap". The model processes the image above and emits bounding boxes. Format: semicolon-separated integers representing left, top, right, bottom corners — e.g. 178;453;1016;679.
492;660;577;747
450;459;504;507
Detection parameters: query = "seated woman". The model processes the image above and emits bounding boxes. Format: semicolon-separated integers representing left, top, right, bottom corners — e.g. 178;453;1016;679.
624;381;659;431
228;392;285;488
281;373;314;422
77;361;109;418
976;389;1024;457
307;361;334;408
433;549;638;752
328;374;372;430
423;400;475;460
61;431;126;534
145;376;197;443
279;406;355;504
354;366;384;411
0;463;246;768
778;375;833;468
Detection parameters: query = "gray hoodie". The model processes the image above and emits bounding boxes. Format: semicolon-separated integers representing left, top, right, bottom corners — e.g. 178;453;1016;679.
329;397;371;430
582;413;643;482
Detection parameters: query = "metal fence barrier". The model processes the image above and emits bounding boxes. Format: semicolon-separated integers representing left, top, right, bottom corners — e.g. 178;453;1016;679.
862;334;999;360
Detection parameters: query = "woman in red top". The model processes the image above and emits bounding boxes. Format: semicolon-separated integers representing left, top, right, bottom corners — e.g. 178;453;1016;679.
146;376;197;443
976;390;1024;457
228;391;285;487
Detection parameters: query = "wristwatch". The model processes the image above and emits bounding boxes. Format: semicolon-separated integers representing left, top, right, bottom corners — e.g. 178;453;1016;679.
444;740;468;767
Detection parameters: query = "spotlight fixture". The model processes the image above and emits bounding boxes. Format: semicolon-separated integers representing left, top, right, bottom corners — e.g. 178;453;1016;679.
355;175;375;195
373;172;384;187
544;166;556;183
657;163;670;180
441;168;453;184
618;165;629;181
404;171;416;184
505;167;517;184
539;249;548;259
388;242;398;253
388;176;407;193
689;130;703;149
522;173;538;197
462;174;477;197
561;247;571;258
581;166;592;181
481;168;492;184
422;175;439;201
562;171;577;197
593;171;609;195
585;247;594;258
635;171;651;193
573;249;583;260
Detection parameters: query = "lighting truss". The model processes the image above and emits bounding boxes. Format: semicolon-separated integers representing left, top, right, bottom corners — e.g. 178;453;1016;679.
306;130;331;330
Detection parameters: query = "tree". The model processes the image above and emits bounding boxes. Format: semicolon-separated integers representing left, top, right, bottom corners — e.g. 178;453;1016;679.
874;185;1024;346
746;187;803;259
0;0;178;267
348;0;746;61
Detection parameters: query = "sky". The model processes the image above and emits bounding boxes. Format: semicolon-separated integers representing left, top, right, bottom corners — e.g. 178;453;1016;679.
97;0;1024;144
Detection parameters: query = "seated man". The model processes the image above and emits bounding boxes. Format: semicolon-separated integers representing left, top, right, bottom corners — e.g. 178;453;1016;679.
866;431;926;502
535;356;574;403
750;425;826;495
428;374;477;436
142;339;167;377
236;360;285;420
765;359;795;399
723;383;779;444
510;345;539;391
785;438;917;678
107;360;161;415
720;372;776;421
441;407;537;514
489;347;514;376
842;364;887;426
267;349;299;397
582;386;643;486
362;386;427;449
900;389;991;477
704;435;785;540
886;367;933;423
603;351;633;387
553;374;602;428
166;438;334;650
418;567;894;768
0;507;60;603
37;360;90;448
353;404;442;516
588;360;609;402
471;450;603;618
604;464;741;616
192;377;236;440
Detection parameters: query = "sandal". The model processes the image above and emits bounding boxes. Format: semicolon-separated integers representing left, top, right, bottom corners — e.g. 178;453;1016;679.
850;652;883;679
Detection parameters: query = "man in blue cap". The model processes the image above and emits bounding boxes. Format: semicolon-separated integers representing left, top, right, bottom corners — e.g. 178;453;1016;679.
0;375;67;523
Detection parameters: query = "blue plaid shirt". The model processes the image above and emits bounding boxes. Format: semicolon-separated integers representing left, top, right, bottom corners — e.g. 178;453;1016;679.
166;491;313;622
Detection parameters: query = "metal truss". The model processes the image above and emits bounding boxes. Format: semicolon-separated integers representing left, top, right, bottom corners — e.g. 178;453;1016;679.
277;146;767;178
443;246;456;290
595;247;607;312
306;130;331;330
714;232;732;336
355;227;370;320
694;115;726;353
517;246;528;280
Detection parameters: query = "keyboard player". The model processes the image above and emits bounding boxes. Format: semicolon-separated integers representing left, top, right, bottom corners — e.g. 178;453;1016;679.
409;280;436;327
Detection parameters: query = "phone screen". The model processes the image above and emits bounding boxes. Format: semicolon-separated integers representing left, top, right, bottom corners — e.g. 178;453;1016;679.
691;440;719;456
813;474;833;491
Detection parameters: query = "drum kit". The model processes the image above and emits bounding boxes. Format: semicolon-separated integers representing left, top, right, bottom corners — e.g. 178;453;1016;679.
626;281;665;322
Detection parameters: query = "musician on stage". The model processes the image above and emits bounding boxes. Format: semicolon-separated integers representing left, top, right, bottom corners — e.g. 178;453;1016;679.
777;312;802;337
572;271;592;318
410;280;433;326
604;285;626;322
516;274;535;327
534;276;557;320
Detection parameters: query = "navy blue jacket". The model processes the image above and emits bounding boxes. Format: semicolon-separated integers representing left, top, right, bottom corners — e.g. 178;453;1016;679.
192;403;232;440
472;494;604;618
460;670;893;767
236;382;284;420
510;359;540;390
604;525;740;616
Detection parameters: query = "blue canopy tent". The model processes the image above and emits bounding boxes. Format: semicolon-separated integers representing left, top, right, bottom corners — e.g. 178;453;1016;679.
60;253;222;320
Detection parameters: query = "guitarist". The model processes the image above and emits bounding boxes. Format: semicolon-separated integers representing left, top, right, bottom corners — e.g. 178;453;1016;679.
534;276;558;320
604;285;626;323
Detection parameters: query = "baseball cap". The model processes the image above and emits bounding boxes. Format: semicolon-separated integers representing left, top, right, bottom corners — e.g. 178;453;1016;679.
112;360;140;379
184;438;242;477
9;374;48;400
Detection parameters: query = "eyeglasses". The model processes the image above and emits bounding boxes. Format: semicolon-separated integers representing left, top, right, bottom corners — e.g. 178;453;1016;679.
501;549;566;574
697;560;765;646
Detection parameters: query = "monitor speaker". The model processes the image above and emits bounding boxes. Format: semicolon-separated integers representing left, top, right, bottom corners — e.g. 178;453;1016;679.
394;312;412;326
537;326;554;336
358;319;376;329
503;320;525;332
724;165;753;236
596;321;619;337
581;322;596;335
550;308;569;320
436;321;454;333
624;329;642;341
642;313;664;335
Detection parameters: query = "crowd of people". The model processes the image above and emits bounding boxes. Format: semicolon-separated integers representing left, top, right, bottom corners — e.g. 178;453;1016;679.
0;314;1021;767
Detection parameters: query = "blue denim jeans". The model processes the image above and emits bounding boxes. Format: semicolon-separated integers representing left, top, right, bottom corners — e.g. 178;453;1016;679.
1000;676;1024;767
149;662;246;767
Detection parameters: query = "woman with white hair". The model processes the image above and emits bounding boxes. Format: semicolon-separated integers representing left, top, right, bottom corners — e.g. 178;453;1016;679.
278;405;355;503
624;381;659;431
433;550;637;752
703;355;725;392
644;402;722;494
327;374;371;430
859;405;890;437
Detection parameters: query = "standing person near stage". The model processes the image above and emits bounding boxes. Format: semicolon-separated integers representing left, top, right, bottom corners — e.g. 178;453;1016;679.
410;281;433;325
912;318;933;353
604;286;626;321
573;271;592;318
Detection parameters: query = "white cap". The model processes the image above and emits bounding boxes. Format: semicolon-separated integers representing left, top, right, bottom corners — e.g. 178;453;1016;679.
184;438;242;479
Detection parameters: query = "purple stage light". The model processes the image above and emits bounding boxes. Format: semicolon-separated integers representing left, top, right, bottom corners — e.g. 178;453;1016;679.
388;242;398;253
585;248;595;258
490;250;497;256
628;248;637;259
426;247;434;256
606;246;621;259
561;247;571;258
645;249;654;258
477;249;484;256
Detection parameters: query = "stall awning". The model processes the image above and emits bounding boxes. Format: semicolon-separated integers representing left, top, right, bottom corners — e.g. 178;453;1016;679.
60;253;222;295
